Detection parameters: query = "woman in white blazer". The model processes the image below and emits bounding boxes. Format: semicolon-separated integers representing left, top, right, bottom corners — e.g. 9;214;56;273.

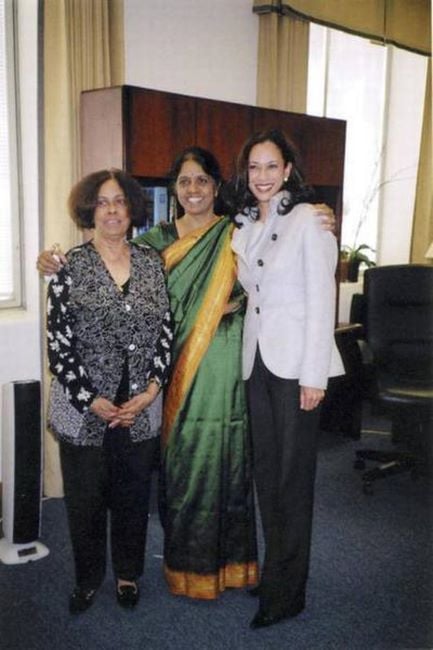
230;129;344;629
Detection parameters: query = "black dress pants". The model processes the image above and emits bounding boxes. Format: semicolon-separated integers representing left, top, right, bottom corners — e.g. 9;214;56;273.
246;349;320;613
60;432;158;590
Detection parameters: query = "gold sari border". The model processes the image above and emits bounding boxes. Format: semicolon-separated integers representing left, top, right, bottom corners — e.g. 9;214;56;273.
162;223;236;446
162;216;222;271
164;561;259;600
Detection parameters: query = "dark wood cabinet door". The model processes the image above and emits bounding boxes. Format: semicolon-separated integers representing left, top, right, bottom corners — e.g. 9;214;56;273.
252;108;306;167
196;99;254;180
302;117;346;187
126;87;196;177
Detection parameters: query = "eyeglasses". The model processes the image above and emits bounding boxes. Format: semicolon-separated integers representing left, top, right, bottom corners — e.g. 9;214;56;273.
95;196;128;210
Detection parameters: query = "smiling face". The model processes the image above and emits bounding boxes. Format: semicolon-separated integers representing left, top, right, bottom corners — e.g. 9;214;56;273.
248;140;292;217
175;159;217;221
93;178;131;240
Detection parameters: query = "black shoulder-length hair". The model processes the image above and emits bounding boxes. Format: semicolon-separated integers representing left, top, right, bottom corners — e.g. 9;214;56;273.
224;128;315;222
68;169;147;229
168;146;228;216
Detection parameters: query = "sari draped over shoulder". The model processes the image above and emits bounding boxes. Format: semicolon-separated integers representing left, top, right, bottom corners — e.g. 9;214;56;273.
137;217;258;599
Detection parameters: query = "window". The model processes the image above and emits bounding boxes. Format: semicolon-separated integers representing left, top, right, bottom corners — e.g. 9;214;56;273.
0;0;22;307
307;24;427;264
308;24;386;256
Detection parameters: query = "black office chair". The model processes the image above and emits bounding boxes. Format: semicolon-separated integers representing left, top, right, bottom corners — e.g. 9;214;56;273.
353;264;433;494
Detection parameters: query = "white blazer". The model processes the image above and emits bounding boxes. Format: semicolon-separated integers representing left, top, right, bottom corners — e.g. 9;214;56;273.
231;193;344;386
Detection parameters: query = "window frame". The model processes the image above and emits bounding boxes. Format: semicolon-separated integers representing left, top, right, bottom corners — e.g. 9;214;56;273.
0;0;23;309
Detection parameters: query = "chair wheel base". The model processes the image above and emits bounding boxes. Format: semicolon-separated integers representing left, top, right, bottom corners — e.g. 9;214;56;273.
355;449;425;494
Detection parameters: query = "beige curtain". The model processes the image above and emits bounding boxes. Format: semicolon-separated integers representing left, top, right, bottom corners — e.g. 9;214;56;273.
410;59;432;264
43;0;124;497
256;11;309;111
253;0;431;56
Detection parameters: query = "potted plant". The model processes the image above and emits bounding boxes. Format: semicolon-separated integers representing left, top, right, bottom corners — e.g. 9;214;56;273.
340;244;376;282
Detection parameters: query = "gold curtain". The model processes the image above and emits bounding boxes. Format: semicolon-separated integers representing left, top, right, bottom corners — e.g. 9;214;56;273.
253;0;431;56
256;11;309;111
410;60;432;264
43;0;124;497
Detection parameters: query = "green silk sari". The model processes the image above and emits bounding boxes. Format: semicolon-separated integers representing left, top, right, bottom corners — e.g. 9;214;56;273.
136;217;258;599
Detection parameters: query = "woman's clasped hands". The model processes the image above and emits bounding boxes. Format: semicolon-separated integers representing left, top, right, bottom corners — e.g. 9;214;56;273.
90;382;160;429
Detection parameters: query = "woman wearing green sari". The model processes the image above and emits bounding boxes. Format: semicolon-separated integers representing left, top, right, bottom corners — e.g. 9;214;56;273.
136;147;258;599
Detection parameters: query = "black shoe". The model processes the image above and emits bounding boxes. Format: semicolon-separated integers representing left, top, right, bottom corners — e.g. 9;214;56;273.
116;582;140;609
247;585;261;597
69;587;97;614
250;600;305;629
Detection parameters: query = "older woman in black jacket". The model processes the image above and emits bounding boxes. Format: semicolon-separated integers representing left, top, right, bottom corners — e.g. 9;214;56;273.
47;169;172;614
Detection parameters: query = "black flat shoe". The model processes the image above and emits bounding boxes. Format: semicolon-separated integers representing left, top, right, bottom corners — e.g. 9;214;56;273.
116;582;140;609
69;587;97;614
250;600;305;629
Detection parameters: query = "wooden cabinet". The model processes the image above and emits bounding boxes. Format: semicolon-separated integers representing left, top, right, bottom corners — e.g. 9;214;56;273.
81;86;196;178
81;85;346;225
195;99;254;177
81;85;347;312
127;88;195;177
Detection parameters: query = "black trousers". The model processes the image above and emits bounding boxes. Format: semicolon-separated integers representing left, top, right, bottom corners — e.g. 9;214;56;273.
59;431;158;591
246;349;321;612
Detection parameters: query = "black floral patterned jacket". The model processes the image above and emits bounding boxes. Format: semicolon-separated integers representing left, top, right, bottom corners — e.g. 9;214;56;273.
47;241;172;446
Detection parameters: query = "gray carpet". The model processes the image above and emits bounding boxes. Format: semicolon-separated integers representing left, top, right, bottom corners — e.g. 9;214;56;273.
0;424;431;650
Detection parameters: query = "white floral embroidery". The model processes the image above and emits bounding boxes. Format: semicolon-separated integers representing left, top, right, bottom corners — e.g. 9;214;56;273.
77;387;92;403
56;332;71;347
52;284;64;298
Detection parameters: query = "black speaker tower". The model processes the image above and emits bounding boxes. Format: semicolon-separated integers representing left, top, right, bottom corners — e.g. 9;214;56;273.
0;380;49;564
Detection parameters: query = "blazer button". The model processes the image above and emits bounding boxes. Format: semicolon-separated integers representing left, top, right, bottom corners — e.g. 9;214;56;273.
257;259;264;266
128;343;136;351
255;307;260;314
271;233;278;241
256;284;260;292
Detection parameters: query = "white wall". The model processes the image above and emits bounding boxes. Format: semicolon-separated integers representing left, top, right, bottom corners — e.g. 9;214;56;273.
124;0;258;105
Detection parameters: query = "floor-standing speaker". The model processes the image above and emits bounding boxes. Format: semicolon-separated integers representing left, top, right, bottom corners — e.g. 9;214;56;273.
0;380;49;564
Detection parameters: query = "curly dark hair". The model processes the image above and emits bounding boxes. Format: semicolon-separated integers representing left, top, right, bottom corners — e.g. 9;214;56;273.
168;146;227;216
224;128;315;222
68;169;148;229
